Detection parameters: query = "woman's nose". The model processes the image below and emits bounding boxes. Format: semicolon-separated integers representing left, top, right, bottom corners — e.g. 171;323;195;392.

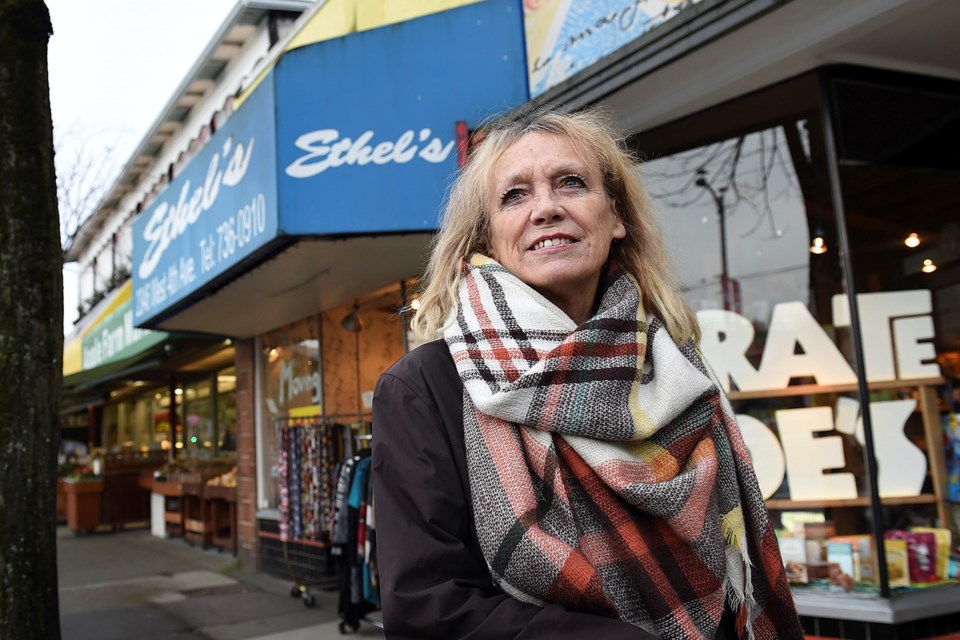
529;190;564;224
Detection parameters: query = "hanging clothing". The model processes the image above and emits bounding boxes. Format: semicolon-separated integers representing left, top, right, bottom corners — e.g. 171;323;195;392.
333;450;378;632
278;426;292;542
277;422;340;542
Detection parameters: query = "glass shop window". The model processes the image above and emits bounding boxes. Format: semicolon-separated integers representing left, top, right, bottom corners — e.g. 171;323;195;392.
257;316;322;510
829;68;960;591
634;71;904;597
217;367;237;452
179;378;214;458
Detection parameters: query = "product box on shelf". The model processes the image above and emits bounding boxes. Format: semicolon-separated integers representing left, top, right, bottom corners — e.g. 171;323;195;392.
830;534;876;584
803;521;836;581
778;536;809;584
885;530;938;583
826;541;856;591
884;538;911;588
911;526;952;580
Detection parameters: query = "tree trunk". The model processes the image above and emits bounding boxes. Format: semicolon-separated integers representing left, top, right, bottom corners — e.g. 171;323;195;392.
0;0;63;637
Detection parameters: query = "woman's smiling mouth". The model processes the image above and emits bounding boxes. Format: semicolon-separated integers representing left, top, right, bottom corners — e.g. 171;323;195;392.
530;237;576;251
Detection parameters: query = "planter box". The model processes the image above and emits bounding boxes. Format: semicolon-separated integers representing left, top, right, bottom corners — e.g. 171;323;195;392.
63;479;103;534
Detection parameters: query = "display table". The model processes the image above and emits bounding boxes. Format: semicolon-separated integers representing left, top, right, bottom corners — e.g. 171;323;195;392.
151;479;185;538
63;479;103;534
101;465;154;529
204;484;237;554
181;482;209;547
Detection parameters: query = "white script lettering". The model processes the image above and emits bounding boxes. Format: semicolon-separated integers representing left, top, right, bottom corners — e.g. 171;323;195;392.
285;128;455;178
279;359;321;406
138;136;255;280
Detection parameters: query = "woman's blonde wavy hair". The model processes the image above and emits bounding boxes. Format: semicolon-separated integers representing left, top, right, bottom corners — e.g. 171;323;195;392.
411;105;700;345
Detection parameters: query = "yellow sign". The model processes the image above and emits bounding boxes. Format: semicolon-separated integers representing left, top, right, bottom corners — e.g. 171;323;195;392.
63;282;135;376
235;0;482;109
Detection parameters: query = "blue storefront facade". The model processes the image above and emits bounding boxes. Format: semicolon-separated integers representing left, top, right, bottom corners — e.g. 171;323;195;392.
130;0;528;579
133;0;527;334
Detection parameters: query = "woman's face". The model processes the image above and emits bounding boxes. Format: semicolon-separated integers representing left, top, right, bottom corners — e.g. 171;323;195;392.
486;132;626;320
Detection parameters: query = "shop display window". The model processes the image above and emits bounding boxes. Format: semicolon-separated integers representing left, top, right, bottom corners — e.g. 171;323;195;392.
827;68;960;591
634;69;959;600
179;379;214;456
257;315;323;510
171;366;237;459
97;388;172;456
255;290;407;511
217;367;237;451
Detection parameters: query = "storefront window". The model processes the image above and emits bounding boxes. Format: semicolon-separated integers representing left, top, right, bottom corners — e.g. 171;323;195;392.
180;379;214;457
828;68;960;591
634;72;903;598
217;367;237;452
168;367;238;459
255;291;407;511
99;388;173;454
257;316;322;510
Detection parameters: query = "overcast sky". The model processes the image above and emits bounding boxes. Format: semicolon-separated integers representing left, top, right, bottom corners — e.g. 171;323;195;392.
47;0;238;333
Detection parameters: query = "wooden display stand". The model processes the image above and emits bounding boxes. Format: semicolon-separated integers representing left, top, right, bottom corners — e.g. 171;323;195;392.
63;479;104;534
101;464;155;529
152;479;185;537
154;461;237;548
204;484;237;554
182;482;210;547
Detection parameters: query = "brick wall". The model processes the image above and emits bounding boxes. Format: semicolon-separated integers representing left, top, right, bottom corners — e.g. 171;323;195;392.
234;337;258;569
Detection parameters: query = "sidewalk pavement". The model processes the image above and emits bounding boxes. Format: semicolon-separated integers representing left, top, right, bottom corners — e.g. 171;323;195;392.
57;526;385;640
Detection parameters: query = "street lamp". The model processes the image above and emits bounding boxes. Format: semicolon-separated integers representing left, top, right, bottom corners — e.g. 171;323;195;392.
695;169;733;310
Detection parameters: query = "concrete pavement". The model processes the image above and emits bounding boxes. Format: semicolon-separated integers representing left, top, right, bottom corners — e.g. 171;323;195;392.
57;526;385;640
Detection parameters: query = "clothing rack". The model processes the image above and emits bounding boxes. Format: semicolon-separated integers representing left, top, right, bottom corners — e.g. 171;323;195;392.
271;416;355;606
270;413;381;629
332;444;382;633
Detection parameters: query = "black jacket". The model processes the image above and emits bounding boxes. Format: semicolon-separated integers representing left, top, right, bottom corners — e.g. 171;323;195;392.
372;340;737;639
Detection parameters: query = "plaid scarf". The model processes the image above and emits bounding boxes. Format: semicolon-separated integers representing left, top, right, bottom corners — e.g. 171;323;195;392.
443;255;801;640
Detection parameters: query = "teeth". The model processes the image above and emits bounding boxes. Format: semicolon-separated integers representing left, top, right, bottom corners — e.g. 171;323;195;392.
533;238;573;250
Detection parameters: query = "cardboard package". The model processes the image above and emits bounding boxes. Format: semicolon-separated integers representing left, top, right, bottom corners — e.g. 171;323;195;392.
886;530;938;583
803;522;836;581
778;536;809;584
830;534;876;584
883;538;911;588
826;541;855;591
911;527;952;580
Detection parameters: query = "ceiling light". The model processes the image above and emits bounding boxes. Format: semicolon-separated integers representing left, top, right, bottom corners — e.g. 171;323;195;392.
340;304;363;333
904;232;920;248
921;259;937;273
809;234;827;255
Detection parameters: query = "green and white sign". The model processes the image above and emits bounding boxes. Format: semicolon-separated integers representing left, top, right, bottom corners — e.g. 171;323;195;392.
81;283;167;370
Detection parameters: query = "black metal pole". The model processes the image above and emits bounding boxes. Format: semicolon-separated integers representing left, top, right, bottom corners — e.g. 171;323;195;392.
817;71;890;598
696;175;730;310
717;194;729;310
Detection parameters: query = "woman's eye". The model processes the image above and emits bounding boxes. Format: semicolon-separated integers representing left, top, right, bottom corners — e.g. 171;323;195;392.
500;188;523;204
560;175;586;189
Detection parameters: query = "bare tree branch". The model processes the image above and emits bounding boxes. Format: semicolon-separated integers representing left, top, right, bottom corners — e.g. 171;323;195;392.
55;125;123;249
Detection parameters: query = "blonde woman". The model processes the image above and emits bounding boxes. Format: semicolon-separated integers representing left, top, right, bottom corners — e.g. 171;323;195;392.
372;106;802;639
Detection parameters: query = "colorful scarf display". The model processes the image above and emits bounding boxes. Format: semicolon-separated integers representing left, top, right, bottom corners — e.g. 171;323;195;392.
444;255;801;639
277;422;344;542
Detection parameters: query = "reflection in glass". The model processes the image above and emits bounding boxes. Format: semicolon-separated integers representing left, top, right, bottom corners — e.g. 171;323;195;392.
640;124;811;327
